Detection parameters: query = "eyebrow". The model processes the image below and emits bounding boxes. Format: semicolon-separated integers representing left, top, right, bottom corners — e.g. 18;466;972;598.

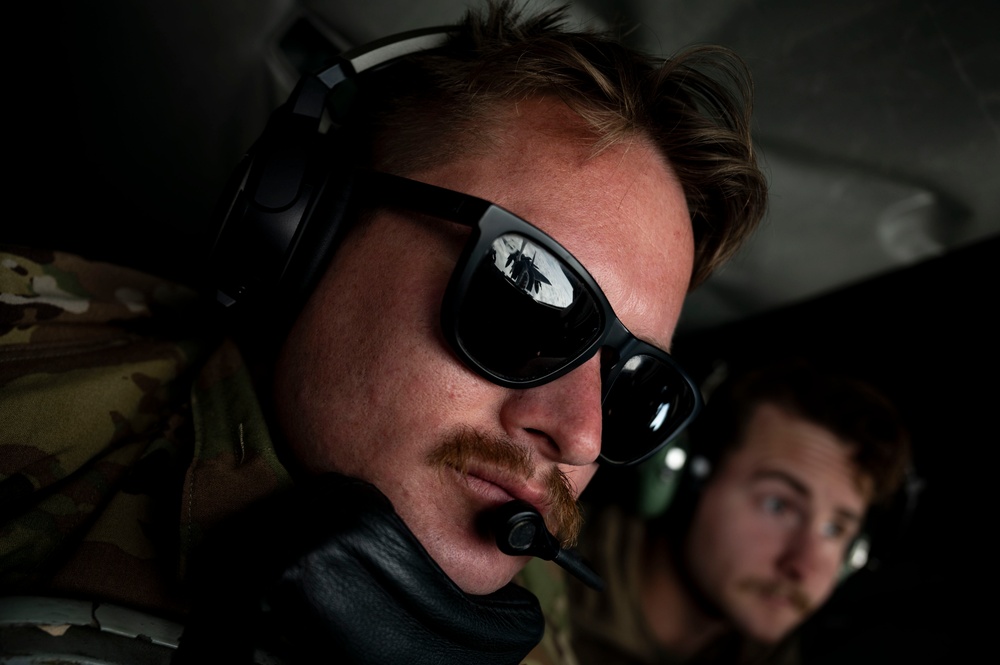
751;469;864;525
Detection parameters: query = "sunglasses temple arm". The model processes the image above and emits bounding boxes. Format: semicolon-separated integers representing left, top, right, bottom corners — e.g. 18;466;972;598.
490;500;605;592
362;171;492;226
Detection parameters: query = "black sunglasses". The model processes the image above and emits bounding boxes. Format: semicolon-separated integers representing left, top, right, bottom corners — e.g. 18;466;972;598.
355;170;702;466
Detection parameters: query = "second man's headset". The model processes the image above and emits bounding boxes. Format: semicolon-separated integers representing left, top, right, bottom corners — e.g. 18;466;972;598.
207;26;451;323
630;384;923;581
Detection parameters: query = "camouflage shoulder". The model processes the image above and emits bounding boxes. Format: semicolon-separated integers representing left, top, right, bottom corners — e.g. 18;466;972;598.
516;558;580;665
1;246;201;344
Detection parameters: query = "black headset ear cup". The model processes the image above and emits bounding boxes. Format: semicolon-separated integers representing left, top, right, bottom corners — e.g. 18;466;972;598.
208;87;351;315
277;165;360;309
839;534;872;581
207;27;451;321
840;465;923;580
631;434;708;519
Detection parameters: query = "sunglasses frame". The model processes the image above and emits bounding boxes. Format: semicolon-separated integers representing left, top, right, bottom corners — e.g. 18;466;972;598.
358;170;703;466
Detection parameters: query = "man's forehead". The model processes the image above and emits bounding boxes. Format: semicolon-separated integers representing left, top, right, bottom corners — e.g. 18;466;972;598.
413;97;694;351
725;402;873;507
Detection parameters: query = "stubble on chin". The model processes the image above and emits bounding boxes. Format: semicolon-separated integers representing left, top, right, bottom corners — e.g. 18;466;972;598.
427;428;584;547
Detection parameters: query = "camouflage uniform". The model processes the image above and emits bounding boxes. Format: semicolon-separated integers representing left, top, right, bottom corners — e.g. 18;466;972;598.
1;246;292;615
517;558;581;665
0;246;581;663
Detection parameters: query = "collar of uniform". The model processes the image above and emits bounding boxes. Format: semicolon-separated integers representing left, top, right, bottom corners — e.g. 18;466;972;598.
180;337;293;577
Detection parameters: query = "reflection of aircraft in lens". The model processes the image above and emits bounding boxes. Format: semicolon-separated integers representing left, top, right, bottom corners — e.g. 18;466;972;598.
506;245;551;295
5;1;993;663
492;235;573;307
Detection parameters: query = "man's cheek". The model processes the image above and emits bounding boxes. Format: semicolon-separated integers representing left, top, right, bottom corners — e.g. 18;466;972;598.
564;462;600;498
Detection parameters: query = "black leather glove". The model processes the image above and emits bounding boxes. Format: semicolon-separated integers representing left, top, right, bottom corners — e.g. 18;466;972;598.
173;473;543;665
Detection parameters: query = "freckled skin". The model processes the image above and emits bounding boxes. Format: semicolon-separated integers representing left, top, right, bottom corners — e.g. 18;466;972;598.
273;97;695;594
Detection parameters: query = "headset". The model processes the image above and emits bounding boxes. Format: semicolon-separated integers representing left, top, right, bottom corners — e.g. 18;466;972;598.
207;26;451;322
638;437;922;580
205;25;612;589
629;382;924;582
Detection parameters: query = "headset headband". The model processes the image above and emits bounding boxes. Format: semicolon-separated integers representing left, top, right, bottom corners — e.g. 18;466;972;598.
208;26;451;312
674;445;922;578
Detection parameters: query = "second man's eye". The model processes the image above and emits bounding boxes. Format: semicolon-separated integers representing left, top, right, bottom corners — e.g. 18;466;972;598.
759;494;805;530
820;520;853;541
761;495;788;515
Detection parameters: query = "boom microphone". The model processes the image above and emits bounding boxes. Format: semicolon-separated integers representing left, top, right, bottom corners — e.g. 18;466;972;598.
490;500;604;591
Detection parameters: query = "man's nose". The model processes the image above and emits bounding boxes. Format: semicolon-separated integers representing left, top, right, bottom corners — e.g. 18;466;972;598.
498;354;604;467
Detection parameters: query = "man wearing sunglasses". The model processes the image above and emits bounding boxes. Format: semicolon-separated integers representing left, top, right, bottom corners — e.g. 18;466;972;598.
1;1;765;662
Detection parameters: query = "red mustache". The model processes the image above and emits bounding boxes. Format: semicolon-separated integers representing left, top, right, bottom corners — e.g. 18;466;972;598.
426;429;583;547
737;577;813;615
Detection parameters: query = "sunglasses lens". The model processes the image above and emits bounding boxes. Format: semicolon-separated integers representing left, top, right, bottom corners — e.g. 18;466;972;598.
601;355;699;464
455;233;603;382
